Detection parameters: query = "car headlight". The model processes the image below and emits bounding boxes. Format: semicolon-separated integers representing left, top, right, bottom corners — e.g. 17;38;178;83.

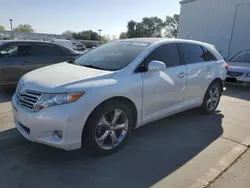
35;92;84;111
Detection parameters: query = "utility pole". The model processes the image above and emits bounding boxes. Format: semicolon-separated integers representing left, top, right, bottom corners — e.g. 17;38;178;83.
98;29;102;45
9;19;13;39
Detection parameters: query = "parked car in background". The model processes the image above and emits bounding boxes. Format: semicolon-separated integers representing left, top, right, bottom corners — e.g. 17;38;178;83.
51;39;75;50
74;44;86;51
12;38;227;155
0;40;81;86
226;51;250;86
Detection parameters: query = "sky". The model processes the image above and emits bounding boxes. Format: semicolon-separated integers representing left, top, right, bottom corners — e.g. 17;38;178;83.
0;0;180;36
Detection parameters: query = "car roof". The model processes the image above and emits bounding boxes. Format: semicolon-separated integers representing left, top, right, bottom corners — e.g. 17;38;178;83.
1;40;57;45
119;38;214;47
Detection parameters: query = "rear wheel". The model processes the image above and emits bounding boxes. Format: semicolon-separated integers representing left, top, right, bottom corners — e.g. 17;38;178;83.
83;101;133;155
201;82;222;113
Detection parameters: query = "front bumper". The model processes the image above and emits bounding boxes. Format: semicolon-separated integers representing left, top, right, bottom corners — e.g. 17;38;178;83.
12;94;86;150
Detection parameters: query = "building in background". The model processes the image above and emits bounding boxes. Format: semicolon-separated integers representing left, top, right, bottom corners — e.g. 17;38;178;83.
178;0;250;59
0;30;73;41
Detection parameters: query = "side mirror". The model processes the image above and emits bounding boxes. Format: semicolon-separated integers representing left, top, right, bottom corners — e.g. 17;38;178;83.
148;60;166;72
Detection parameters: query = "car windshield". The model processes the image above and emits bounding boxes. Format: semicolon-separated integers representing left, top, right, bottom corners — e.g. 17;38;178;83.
230;51;250;63
74;41;149;71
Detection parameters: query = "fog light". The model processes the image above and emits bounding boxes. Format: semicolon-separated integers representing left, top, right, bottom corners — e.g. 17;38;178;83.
53;130;63;140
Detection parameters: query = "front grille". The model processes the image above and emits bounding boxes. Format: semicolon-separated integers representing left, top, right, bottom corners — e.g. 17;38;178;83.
227;71;244;77
16;90;43;111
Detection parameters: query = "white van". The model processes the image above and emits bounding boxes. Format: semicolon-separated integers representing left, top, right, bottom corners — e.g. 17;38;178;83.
51;39;74;50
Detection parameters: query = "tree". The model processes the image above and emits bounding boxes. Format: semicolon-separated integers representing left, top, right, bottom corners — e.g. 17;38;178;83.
62;30;74;36
13;24;35;32
127;20;137;38
164;14;179;38
72;30;100;41
140;17;165;37
125;17;165;38
0;25;5;31
119;32;127;39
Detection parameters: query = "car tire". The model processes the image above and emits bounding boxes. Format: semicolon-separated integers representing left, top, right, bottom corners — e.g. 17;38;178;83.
201;82;222;114
82;100;134;155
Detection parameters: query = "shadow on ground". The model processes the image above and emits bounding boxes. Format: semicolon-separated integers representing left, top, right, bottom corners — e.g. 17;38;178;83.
0;109;223;188
224;84;250;101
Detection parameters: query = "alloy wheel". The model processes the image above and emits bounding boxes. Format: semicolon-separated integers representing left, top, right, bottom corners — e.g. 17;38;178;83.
207;86;220;111
95;109;128;150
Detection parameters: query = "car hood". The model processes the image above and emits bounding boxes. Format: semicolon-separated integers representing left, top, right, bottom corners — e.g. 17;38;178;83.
21;62;115;93
228;62;250;73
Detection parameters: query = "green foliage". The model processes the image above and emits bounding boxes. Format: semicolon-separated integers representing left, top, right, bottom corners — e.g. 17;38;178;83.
119;32;127;39
66;14;179;41
0;25;5;31
164;14;179;38
13;24;35;32
122;14;179;38
72;30;100;41
126;17;164;38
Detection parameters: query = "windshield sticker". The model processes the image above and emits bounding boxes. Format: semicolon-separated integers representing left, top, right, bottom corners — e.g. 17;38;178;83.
131;42;149;47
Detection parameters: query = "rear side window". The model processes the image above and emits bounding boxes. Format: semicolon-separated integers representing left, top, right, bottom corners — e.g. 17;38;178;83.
180;43;206;64
0;44;31;58
31;44;63;56
202;47;217;61
145;43;181;67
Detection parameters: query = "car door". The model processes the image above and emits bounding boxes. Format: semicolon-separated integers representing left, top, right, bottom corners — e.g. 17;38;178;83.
30;44;67;69
179;43;218;103
0;43;33;85
141;43;187;123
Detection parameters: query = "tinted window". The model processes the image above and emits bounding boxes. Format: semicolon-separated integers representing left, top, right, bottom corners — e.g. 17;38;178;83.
31;44;62;56
0;44;31;58
230;51;250;63
180;43;206;64
145;43;181;67
202;47;217;61
74;41;149;71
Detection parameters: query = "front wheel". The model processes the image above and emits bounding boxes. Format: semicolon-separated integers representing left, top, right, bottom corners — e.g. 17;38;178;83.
83;101;133;155
201;82;222;113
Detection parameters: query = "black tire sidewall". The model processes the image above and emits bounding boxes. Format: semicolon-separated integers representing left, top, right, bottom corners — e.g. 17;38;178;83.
202;82;221;113
83;101;134;155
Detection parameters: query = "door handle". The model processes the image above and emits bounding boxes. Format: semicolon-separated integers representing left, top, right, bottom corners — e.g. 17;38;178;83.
177;72;185;78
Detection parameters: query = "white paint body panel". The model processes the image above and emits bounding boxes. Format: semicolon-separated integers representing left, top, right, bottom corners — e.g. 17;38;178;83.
12;39;227;150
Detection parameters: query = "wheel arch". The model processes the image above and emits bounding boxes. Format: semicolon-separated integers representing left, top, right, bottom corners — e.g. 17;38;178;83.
81;96;138;143
211;78;224;95
203;78;224;101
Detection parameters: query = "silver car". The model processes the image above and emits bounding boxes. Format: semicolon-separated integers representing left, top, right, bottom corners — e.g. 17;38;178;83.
226;51;250;86
12;38;227;155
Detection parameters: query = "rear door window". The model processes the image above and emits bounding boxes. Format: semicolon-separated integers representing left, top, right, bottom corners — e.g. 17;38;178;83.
30;44;63;56
202;47;218;61
180;43;206;64
0;44;31;58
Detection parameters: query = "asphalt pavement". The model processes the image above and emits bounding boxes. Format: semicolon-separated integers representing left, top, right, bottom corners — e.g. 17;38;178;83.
0;85;249;188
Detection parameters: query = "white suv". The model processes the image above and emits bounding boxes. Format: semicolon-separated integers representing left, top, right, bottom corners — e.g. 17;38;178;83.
12;38;227;155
